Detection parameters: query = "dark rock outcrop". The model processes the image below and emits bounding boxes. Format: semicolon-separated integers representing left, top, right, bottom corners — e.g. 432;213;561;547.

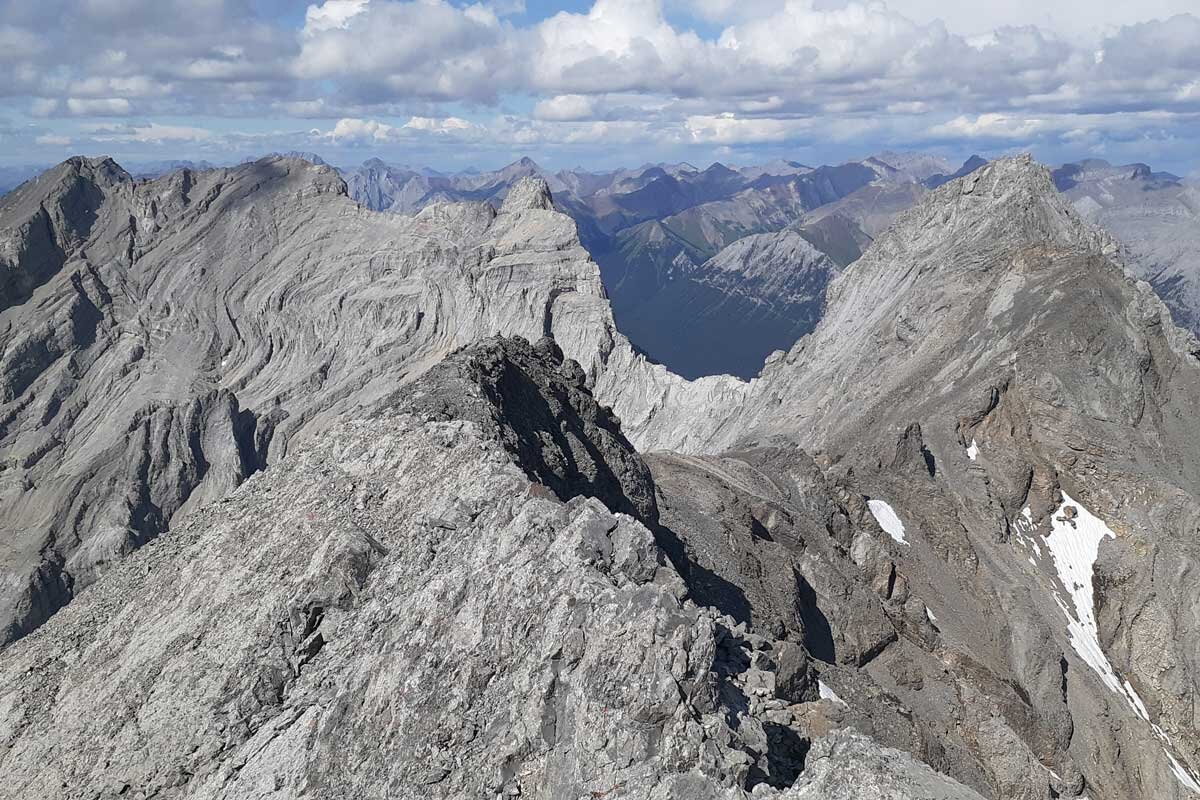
399;335;657;522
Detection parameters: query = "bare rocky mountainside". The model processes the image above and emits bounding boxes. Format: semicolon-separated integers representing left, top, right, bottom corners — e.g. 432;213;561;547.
0;154;1198;799
608;156;1200;798
0;156;618;644
339;150;1200;390
342;152;982;379
0;335;986;799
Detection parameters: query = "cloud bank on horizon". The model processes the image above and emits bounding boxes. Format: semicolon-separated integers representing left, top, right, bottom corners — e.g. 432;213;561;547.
1;0;1198;172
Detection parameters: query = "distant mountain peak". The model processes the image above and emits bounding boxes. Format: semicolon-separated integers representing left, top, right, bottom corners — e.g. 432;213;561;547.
898;154;1116;260
1053;157;1182;192
867;151;956;182
922;154;989;189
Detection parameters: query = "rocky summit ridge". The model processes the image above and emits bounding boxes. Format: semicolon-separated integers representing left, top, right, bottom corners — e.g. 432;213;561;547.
0;153;1198;799
0;336;983;799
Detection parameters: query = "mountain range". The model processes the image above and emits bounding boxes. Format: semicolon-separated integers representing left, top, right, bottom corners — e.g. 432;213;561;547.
9;150;1195;383
1054;160;1200;334
0;151;1198;799
339;152;950;379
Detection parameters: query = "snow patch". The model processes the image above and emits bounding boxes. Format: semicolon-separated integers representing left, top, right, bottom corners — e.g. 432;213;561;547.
1125;680;1151;721
1154;728;1200;793
966;439;979;460
867;499;908;545
818;680;846;706
1166;751;1200;794
1043;493;1171;744
1045;493;1124;697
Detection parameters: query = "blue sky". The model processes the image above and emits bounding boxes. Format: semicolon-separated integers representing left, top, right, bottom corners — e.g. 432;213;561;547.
2;0;1199;174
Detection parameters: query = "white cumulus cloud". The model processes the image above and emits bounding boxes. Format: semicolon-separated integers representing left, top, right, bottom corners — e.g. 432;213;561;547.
303;0;371;35
686;113;812;144
65;97;133;116
533;95;597;121
3;0;1200;170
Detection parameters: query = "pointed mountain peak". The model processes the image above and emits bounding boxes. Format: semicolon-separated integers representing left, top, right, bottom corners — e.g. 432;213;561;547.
952;152;1036;187
921;155;987;189
959;154;988;172
501;156;541;173
500;176;553;212
0;156;129;220
59;155;131;186
0;156;132;312
883;154;1119;264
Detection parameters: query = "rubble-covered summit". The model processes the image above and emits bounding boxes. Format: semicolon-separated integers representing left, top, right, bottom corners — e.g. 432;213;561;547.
0;334;986;799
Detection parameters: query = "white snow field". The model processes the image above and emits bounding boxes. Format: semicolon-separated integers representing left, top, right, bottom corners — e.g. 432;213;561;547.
1045;492;1200;793
867;499;908;545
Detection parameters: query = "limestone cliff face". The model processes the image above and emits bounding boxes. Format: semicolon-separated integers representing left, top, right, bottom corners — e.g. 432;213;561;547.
602;156;1200;798
0;157;616;644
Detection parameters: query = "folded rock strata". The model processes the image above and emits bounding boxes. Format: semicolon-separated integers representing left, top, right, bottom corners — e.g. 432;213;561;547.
0;156;617;644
